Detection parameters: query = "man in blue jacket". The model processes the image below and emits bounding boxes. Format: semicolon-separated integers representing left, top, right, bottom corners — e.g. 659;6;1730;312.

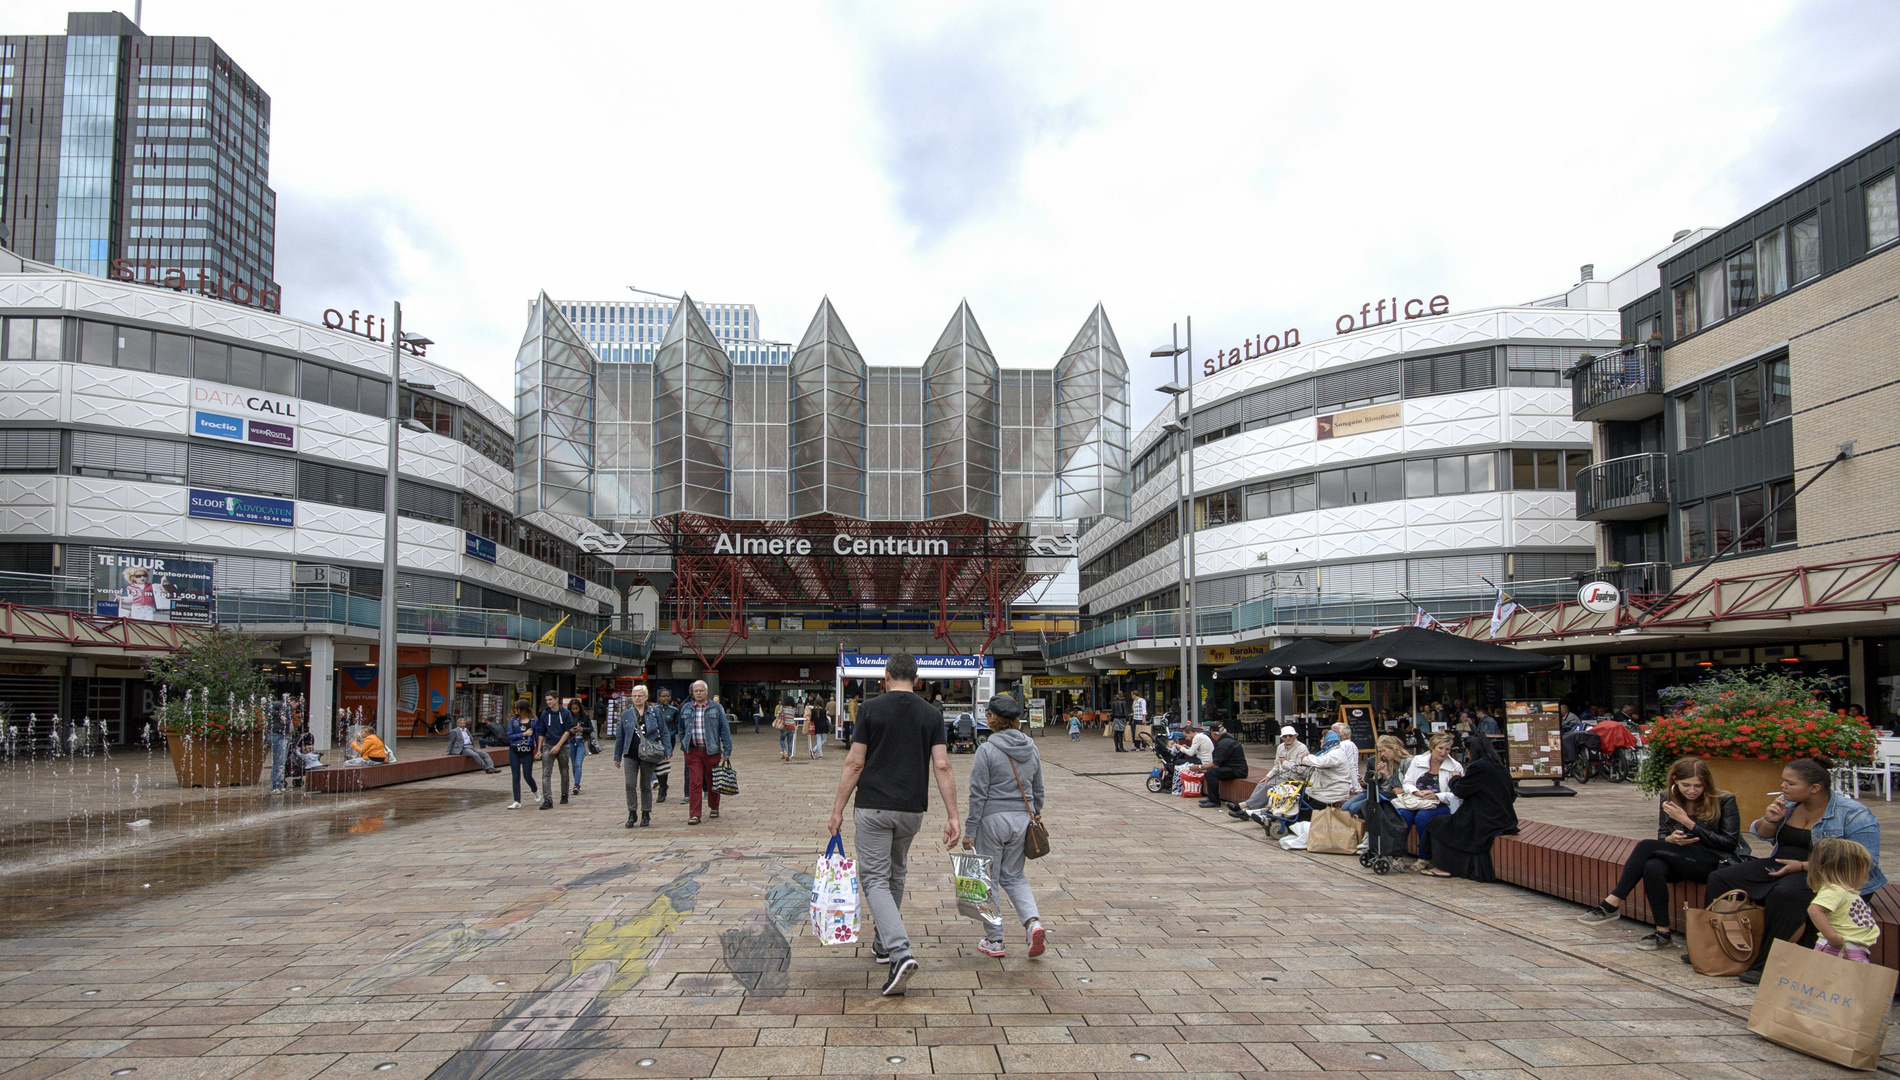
676;680;731;825
534;693;576;809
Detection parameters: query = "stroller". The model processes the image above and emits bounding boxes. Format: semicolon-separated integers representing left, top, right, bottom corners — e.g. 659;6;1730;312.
1146;740;1190;793
1251;770;1311;838
1358;784;1411;875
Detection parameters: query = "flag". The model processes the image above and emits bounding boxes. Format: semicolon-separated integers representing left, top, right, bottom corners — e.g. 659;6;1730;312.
1412;607;1437;630
1488;589;1517;638
534;614;570;648
586;626;609;658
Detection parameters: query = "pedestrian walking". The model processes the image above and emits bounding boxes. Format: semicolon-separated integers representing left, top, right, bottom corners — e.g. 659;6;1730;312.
614;685;673;828
535;693;576;809
812;698;832;758
1068;711;1082;741
565;696;592;796
447;716;500;774
652;689;678;802
962;694;1047;958
264;696;297;793
1130;692;1150;749
504;700;539;809
678;680;732;825
1110;691;1130;752
776;694;798;761
825;651;962;996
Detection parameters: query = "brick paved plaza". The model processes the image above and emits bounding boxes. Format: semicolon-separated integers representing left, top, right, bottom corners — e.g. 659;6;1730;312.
1;729;1896;1079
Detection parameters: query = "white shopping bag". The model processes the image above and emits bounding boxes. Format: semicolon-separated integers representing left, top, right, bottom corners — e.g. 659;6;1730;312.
951;852;1003;934
1279;821;1311;851
810;833;860;945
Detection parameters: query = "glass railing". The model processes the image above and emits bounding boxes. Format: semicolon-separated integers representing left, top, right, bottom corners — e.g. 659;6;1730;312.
1044;581;1579;660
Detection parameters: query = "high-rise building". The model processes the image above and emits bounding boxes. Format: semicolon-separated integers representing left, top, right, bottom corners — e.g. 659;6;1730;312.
554;296;789;365
0;11;277;299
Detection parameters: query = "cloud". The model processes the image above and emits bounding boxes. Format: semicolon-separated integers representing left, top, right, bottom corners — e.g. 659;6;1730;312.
270;190;461;326
852;5;1096;244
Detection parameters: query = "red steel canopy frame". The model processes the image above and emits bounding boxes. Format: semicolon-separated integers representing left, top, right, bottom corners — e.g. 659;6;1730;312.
0;601;205;653
659;513;1053;670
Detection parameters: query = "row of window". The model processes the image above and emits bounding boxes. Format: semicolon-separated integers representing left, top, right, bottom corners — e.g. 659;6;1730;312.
1674;356;1792;449
1681;480;1797;560
1083;448;1593;589
0;316;515;471
0;428;609;586
1131;345;1584;490
1673;174;1896;338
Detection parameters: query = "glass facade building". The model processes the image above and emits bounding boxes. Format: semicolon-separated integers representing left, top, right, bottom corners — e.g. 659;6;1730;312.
2;12;277;295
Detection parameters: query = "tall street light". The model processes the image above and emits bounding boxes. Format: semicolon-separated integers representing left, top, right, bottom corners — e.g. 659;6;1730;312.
1152;318;1198;728
377;301;432;751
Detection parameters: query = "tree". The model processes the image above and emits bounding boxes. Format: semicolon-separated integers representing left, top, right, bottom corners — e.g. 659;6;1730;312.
145;627;272;736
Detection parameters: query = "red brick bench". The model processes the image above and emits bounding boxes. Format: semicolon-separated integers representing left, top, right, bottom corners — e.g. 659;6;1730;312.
306;746;514;793
1490;820;1900;971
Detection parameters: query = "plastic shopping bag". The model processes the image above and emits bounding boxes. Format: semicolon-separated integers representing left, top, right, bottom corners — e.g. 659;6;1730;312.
950;852;1003;933
810;834;860;945
1279;821;1311;851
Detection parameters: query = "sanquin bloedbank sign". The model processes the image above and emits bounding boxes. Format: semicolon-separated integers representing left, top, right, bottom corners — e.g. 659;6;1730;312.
713;533;953;557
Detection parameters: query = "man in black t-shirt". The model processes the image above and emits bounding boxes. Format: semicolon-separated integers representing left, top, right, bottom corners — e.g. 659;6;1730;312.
826;651;961;997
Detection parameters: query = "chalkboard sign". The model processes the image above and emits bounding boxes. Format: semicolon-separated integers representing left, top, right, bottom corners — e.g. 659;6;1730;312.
1505;700;1563;779
1340;704;1376;749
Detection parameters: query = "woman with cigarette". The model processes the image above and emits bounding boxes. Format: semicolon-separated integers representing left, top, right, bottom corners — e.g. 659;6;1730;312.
1697;756;1884;984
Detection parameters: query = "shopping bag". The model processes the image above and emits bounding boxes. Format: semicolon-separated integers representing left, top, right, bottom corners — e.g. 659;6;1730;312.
810;834;860;945
950;853;1003;932
1747;938;1897;1071
1306;807;1365;854
1684;889;1765;977
711;762;739;796
1279;821;1310;851
1178;772;1205;798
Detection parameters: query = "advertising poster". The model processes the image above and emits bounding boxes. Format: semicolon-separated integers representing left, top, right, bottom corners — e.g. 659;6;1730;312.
188;489;295;528
191;382;299;450
92;551;215;624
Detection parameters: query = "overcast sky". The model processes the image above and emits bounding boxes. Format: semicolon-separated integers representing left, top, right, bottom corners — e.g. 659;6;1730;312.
17;1;1900;428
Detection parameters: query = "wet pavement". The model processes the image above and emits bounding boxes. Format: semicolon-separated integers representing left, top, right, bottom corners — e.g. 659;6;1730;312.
0;729;1894;1079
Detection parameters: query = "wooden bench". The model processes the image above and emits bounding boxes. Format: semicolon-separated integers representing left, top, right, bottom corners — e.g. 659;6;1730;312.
1217;768;1271;803
1489;820;1900;971
306;746;514;793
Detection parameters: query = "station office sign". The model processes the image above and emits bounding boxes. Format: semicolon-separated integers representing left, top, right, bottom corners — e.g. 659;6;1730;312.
188;488;295;528
1316;401;1403;440
191;383;298;451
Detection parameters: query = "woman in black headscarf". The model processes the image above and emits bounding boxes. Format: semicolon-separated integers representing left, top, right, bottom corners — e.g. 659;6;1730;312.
1418;733;1518;881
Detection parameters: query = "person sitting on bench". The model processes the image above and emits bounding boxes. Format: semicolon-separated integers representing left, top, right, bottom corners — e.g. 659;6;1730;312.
446;716;500;774
1297;722;1360;819
347;725;389;765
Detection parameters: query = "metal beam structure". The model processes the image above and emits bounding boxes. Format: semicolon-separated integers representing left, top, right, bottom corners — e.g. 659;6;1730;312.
0;603;205;654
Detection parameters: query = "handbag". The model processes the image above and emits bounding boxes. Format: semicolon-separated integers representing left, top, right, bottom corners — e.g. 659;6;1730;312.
711;761;739;796
1003;754;1050;860
1392;790;1438;811
1306;807;1365;855
1683;888;1766;977
636;729;667;764
1747;938;1897;1071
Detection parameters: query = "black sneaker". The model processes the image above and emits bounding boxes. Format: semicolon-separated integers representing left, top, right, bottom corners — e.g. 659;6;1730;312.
1637;930;1673;951
1738;968;1762;985
872;947;891;964
880;956;917;996
538;801;553;810
1576;904;1620;925
559;795;568;805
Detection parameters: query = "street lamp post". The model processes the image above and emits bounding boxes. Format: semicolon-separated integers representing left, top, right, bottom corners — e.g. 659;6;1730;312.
1152;318;1198;728
376;301;432;751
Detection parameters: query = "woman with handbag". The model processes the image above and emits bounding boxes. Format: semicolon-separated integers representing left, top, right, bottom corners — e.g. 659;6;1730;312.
961;694;1048;960
1418;734;1517;881
1577;757;1746;950
1343;736;1408;818
1698;755;1885;984
811;698;832;759
1395;733;1465;864
614;685;673;828
504;700;539;809
775;694;798;762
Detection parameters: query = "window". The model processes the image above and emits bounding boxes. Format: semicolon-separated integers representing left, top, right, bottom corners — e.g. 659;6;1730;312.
1673;279;1698;337
73;431;186;483
0;430;60;472
1194;489;1241;530
298;461;383;512
1755;227;1787;301
155;333;190;376
1435;455;1466;495
1705;377;1733;440
1510;449;1590;490
194;339;229;383
1404;347;1495;396
1737;485;1766;552
1731;365;1762;432
1682;502;1709;561
186;443;296;497
1263;476;1315;517
1507;346;1586;388
1317;468;1347;509
1791;214;1821;283
1869;174;1899;249
397;479;456;524
1404;457;1434;498
3;318;64;361
1766;357;1792;421
1726;247;1756;315
1711;496;1737;554
1697;263;1725;328
1771;478;1797;545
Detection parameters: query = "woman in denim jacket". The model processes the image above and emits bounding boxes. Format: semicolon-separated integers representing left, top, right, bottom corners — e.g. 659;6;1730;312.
1701;755;1884;983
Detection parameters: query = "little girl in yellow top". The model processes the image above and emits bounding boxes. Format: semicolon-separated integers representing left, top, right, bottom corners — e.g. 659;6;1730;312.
1807;837;1879;963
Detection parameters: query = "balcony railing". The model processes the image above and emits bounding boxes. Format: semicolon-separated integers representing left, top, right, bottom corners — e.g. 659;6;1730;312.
1575;453;1671;521
1571;343;1664;422
1583;561;1672;597
1043;579;1580;661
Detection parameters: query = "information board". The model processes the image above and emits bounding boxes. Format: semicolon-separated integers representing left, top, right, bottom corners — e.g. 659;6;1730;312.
1340;704;1376;750
1506;699;1564;779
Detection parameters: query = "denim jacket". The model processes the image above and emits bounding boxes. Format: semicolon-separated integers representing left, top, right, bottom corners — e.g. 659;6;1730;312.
614;705;675;763
1766;792;1887;893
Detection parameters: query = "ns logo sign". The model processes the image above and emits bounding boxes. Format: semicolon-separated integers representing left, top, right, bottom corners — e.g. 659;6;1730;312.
1029;535;1079;557
576;530;630;554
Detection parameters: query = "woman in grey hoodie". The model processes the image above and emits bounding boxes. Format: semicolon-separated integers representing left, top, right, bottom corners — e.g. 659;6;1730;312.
961;694;1048;959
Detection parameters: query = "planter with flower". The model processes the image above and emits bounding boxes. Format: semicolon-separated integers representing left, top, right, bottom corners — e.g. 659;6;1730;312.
1639;668;1875;824
146;628;273;788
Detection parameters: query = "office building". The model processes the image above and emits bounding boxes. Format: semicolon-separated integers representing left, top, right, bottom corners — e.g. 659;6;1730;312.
554;296;789;365
1;11;277;297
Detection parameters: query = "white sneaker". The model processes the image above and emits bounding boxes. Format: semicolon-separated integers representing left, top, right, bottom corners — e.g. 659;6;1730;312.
507;801;521;809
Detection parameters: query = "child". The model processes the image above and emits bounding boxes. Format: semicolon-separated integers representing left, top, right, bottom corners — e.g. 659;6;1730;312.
1807;837;1879;963
1068;712;1082;741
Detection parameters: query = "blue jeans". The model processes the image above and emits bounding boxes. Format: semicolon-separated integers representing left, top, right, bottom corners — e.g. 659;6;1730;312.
1342;792;1368;817
569;738;586;785
779;727;795;756
1398;805;1450;858
508;746;538;802
267;733;292;790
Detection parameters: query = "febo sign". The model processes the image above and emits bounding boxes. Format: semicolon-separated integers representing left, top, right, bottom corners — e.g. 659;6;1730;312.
191;383;297;450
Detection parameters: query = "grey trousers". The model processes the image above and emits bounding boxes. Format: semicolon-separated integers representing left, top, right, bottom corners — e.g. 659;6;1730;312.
540;748;572;800
974;811;1040;942
623;756;656;816
456;746;495;771
854;807;924;961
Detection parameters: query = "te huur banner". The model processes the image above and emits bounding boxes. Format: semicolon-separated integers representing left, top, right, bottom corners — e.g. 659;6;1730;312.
93;550;214;624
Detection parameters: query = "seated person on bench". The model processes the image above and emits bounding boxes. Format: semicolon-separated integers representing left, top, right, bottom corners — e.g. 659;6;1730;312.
446;716;500;773
1297;722;1361;819
346;725;389;765
1233;727;1311;817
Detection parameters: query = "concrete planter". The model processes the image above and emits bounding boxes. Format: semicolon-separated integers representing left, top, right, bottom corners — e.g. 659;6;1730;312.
164;730;267;788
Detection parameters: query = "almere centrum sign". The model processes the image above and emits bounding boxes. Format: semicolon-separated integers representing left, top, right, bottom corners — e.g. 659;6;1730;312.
712;532;953;557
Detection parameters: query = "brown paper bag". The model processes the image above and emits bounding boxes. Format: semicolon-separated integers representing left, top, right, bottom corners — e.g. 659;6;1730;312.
1746;938;1896;1071
1306;807;1364;855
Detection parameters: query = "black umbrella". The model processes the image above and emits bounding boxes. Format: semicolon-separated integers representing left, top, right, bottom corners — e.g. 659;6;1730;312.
1211;638;1341;681
1291;626;1561;678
